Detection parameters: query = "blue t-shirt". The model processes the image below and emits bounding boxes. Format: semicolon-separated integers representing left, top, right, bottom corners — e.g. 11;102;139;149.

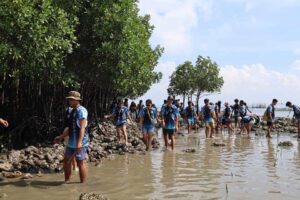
141;107;157;128
201;105;212;120
223;106;231;119
239;105;247;117
293;105;300;118
185;106;196;119
231;104;240;116
67;106;89;148
162;105;179;129
266;104;275;121
113;106;129;126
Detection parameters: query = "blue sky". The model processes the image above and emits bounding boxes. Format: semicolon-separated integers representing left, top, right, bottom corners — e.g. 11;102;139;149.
138;0;300;106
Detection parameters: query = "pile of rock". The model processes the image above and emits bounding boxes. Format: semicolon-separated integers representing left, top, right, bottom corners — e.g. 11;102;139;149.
0;121;156;178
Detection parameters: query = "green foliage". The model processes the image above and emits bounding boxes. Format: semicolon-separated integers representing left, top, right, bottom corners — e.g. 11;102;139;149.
168;56;223;109
60;0;163;98
0;0;76;84
168;61;193;96
192;56;224;95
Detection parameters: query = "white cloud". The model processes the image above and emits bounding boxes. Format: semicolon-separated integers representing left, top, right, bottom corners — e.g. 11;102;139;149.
211;64;300;104
291;60;300;70
139;0;214;55
294;48;300;55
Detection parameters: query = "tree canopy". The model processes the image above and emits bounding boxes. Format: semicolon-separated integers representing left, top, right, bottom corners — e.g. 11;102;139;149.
168;56;223;109
0;0;162;148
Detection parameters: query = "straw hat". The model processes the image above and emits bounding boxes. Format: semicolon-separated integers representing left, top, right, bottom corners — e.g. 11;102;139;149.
66;91;81;101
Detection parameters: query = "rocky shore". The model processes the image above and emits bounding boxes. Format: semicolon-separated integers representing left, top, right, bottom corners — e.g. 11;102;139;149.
0;117;297;180
0;120;160;179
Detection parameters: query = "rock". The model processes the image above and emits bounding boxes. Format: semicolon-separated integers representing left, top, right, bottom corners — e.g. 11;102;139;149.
8;150;21;164
183;148;196;153
2;171;22;178
79;193;109;200
24;146;39;154
278;141;293;147
21;173;33;180
0;162;13;172
45;153;54;163
0;193;8;198
212;142;226;147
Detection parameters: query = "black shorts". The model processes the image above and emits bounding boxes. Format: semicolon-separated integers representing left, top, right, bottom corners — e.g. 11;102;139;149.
116;123;126;128
163;128;175;136
267;121;273;127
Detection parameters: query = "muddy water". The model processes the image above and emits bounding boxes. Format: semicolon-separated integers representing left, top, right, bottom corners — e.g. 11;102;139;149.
1;129;300;200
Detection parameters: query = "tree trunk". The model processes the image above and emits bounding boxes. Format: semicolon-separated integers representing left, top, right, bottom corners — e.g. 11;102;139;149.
195;91;201;113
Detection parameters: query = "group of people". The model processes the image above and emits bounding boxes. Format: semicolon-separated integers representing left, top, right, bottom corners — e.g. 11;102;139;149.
43;91;300;184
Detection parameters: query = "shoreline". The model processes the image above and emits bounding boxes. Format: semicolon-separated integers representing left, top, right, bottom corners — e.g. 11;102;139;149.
0;117;298;179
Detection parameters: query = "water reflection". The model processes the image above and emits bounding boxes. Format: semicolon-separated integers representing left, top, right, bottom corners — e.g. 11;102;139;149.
2;130;300;200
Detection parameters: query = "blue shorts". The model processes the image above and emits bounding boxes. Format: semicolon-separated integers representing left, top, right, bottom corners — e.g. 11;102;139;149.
65;147;87;161
143;126;155;133
163;128;175;136
187;118;195;125
116;122;126;128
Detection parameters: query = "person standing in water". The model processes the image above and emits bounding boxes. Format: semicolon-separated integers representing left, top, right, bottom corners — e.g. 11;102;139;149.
222;102;233;134
201;99;215;138
184;101;198;134
161;96;179;150
265;99;278;138
54;91;89;183
286;101;300;140
231;99;240;130
139;99;157;151
105;99;132;145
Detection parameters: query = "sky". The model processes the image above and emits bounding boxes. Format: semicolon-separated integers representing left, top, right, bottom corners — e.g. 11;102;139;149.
138;0;300;106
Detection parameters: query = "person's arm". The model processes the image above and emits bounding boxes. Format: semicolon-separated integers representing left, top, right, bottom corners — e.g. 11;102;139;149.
0;118;9;127
139;115;143;130
126;108;132;123
54;127;69;143
77;119;87;151
246;106;252;114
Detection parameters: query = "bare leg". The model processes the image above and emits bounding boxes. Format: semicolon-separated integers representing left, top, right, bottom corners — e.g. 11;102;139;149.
169;134;175;150
63;158;72;183
116;128;121;142
122;125;128;144
72;157;76;171
76;160;87;183
147;133;153;151
163;133;168;149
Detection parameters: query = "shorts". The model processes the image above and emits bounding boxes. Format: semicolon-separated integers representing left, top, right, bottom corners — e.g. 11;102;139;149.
267;121;273;127
116;122;126;128
222;118;231;125
143;126;155;133
163;128;175;136
233;115;239;123
204;118;214;127
187;118;195;125
65;147;87;161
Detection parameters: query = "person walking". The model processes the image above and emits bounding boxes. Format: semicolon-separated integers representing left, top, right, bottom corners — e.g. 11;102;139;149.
286;101;300;140
54;91;89;183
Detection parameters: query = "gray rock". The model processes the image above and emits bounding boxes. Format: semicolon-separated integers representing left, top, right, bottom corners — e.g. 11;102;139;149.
79;192;109;200
24;146;39;154
0;162;12;172
8;150;21;164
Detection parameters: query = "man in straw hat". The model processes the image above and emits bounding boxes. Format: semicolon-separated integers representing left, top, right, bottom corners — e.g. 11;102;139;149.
54;91;89;183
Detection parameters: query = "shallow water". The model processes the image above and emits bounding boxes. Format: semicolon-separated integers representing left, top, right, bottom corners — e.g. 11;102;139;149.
1;128;300;200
